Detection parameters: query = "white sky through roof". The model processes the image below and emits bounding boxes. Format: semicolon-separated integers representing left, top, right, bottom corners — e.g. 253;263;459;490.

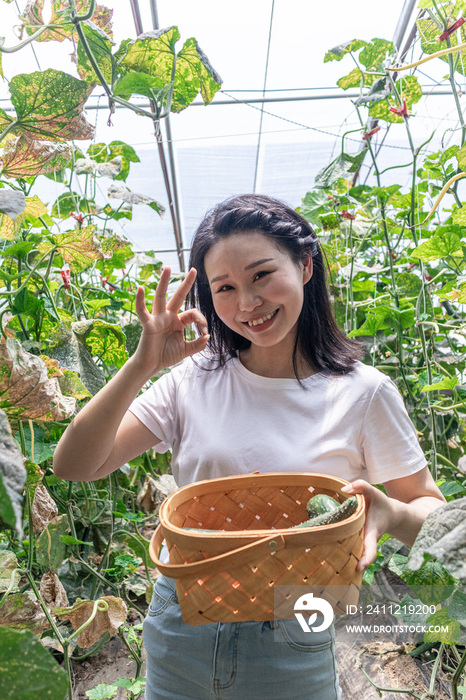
1;1;466;271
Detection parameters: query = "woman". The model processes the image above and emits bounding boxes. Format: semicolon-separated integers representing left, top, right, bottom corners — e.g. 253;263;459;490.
53;194;445;699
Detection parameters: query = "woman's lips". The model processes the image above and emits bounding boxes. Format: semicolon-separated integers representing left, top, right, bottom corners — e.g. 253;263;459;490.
242;308;279;331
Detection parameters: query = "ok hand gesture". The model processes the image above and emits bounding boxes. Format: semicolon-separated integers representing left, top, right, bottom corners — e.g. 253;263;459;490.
133;267;209;377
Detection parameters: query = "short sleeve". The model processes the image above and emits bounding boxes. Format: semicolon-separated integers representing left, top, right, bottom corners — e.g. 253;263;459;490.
361;377;426;484
128;368;181;453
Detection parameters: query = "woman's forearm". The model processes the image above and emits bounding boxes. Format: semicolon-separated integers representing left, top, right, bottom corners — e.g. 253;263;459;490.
387;495;445;547
53;356;156;481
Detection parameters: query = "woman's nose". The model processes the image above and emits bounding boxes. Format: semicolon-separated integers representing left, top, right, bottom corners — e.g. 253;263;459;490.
238;288;262;312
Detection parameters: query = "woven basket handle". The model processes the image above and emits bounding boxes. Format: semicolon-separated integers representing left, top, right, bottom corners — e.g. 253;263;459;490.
149;524;287;578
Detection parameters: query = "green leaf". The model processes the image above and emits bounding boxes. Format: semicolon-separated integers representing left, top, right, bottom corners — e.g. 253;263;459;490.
119;27;221;113
113;71;165;100
324;39;367;62
0;627;68;700
35;514;68;571
0;410;27;537
418;17;466;76
76;20;114;85
451;207;466;225
57;369;92;400
315;149;368;189
337;67;378;90
369;75;422;123
411;230;463;261
38;225;109;272
60;535;93;546
298;190;332;226
9;69;94;141
395;271;422;295
72;319;128;369
13;424;56;464
359;38;394;71
424;607;461;644
421;376;458;392
172;37;222;112
402;560;456;605
448;588;466;622
85;684;117;700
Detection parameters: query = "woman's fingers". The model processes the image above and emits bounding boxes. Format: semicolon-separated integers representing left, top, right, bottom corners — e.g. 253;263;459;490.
152;266;172;315
177;308;209;336
166;268;197;313
135;286;151;323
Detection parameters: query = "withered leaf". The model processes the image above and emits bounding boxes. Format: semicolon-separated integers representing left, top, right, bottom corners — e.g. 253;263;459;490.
39;572;69;610
0;134;72;178
0;591;48;635
31;484;58;534
75;156;121;178
107;184;165;216
407;496;466;582
0;191;26;220
0;338;76;421
55;595;127;649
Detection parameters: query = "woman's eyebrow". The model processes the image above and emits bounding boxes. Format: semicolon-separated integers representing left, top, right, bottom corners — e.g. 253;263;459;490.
244;257;274;270
210;258;275;284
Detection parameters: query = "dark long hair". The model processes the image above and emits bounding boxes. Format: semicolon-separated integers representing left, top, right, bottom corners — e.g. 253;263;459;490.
188;194;362;377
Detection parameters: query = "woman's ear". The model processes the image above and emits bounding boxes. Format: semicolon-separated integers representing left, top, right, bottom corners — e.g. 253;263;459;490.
302;255;313;285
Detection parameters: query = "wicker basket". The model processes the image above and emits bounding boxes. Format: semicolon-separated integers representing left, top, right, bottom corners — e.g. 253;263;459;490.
149;472;365;626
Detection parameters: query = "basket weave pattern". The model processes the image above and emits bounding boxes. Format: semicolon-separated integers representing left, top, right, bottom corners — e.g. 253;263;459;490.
150;472;365;625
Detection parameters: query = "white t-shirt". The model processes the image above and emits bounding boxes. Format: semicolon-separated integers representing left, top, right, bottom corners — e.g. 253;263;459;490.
129;355;426;488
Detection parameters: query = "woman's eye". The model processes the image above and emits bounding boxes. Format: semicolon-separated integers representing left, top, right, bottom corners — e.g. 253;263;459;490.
254;270;270;281
217;284;233;292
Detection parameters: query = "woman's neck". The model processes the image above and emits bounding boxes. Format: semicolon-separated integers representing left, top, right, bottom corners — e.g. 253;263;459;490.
238;346;315;379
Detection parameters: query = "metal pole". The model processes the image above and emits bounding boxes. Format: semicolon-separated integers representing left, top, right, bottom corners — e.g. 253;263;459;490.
129;0;185;271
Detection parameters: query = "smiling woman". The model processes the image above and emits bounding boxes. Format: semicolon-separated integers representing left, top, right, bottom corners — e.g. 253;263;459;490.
53;193;445;700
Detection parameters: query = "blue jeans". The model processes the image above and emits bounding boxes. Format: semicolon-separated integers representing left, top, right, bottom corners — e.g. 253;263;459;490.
143;575;342;700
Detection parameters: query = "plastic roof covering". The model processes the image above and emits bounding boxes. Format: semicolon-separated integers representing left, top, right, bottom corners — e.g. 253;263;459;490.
1;0;465;273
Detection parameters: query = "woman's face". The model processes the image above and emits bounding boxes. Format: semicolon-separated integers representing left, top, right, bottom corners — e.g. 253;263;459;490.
203;231;312;351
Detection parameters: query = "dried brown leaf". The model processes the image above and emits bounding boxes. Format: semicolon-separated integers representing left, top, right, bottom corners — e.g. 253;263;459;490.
0;134;71;178
39;572;69;610
31;484;58;534
55;595;127;649
0;338;76;421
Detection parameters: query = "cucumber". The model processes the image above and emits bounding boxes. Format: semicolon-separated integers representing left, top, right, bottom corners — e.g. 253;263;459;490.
292;496;358;529
306;494;339;518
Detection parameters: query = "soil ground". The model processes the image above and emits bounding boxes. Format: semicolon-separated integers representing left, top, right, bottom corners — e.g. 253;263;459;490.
69;568;455;699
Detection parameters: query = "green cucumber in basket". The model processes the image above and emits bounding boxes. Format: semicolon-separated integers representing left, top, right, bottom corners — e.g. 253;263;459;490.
305;493;340;518
292;496;358;529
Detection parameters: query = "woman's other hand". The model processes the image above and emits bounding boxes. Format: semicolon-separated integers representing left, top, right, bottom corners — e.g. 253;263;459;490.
134;266;209;377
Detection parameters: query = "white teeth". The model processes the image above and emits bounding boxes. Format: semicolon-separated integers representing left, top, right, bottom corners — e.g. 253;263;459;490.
247;310;277;327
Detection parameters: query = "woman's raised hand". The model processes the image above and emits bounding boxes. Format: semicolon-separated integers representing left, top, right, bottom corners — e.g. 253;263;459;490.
133;267;209;376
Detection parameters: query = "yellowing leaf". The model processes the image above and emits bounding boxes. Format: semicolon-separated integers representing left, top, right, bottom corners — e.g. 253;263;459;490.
38;224;109;272
9;69;94;142
55;596;127;649
0;338;76;421
0;194;48;240
0;134;71;178
22;0;113;42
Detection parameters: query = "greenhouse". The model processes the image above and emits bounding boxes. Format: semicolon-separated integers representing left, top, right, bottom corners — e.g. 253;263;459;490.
1;1;466;699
